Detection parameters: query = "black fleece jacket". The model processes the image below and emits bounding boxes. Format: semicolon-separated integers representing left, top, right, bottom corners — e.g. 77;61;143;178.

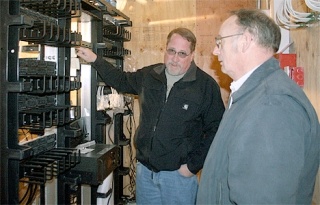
92;57;225;174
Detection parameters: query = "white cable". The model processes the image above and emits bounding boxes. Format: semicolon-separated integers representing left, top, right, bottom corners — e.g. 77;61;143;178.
276;0;301;29
285;0;312;21
276;0;319;29
305;0;320;12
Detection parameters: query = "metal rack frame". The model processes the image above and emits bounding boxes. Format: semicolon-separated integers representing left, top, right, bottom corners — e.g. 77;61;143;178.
1;0;132;204
1;0;81;204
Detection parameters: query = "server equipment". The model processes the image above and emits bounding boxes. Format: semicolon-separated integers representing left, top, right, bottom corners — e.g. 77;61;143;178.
0;0;132;204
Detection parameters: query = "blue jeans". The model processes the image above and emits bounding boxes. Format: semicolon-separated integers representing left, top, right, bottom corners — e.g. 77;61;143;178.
136;162;198;205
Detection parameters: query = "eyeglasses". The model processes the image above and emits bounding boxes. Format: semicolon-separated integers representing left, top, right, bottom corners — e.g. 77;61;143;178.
166;48;190;58
215;33;244;49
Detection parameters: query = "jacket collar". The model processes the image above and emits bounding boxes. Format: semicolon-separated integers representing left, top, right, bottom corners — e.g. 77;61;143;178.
231;57;279;103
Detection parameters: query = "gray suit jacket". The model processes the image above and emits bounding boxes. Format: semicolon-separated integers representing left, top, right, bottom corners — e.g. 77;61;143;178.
197;57;319;204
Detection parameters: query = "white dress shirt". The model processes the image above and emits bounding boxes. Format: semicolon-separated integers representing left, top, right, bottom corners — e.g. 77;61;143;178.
228;67;259;108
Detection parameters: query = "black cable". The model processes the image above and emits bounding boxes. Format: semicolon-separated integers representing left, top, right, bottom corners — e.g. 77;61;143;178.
26;184;35;205
124;99;137;199
107;114;114;144
107;180;114;205
26;183;38;205
19;128;30;142
19;182;31;204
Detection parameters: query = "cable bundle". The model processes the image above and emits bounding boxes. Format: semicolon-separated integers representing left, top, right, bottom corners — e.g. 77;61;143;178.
305;0;320;12
276;0;320;29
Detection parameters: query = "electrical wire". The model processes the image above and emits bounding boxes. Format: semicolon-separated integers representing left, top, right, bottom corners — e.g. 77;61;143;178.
106;180;113;205
107;117;114;144
19;182;31;204
123;96;137;199
277;0;312;28
276;0;320;29
286;0;312;21
18;129;32;143
106;95;136;200
305;0;320;12
21;183;38;205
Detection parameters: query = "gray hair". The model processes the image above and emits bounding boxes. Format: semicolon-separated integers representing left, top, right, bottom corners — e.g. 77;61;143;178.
231;9;281;53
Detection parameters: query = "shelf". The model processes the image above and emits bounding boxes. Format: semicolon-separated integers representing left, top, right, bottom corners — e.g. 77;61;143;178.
81;0;132;26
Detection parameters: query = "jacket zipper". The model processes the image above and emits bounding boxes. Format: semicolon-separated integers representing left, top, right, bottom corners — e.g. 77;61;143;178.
149;84;168;151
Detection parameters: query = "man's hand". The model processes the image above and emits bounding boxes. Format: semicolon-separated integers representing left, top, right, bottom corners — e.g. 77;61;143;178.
178;164;194;177
76;47;97;63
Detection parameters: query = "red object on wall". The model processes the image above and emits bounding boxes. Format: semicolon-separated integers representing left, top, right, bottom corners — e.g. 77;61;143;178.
283;66;304;87
290;67;304;87
275;53;297;68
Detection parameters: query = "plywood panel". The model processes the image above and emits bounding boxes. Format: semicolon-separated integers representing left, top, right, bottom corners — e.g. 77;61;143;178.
289;1;320;204
292;24;320;205
291;27;320;118
195;0;256;103
122;0;196;70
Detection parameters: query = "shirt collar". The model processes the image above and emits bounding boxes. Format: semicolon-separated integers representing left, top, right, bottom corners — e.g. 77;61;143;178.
230;66;259;94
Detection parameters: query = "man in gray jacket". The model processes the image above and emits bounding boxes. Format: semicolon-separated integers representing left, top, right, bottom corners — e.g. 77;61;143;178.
197;9;319;204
